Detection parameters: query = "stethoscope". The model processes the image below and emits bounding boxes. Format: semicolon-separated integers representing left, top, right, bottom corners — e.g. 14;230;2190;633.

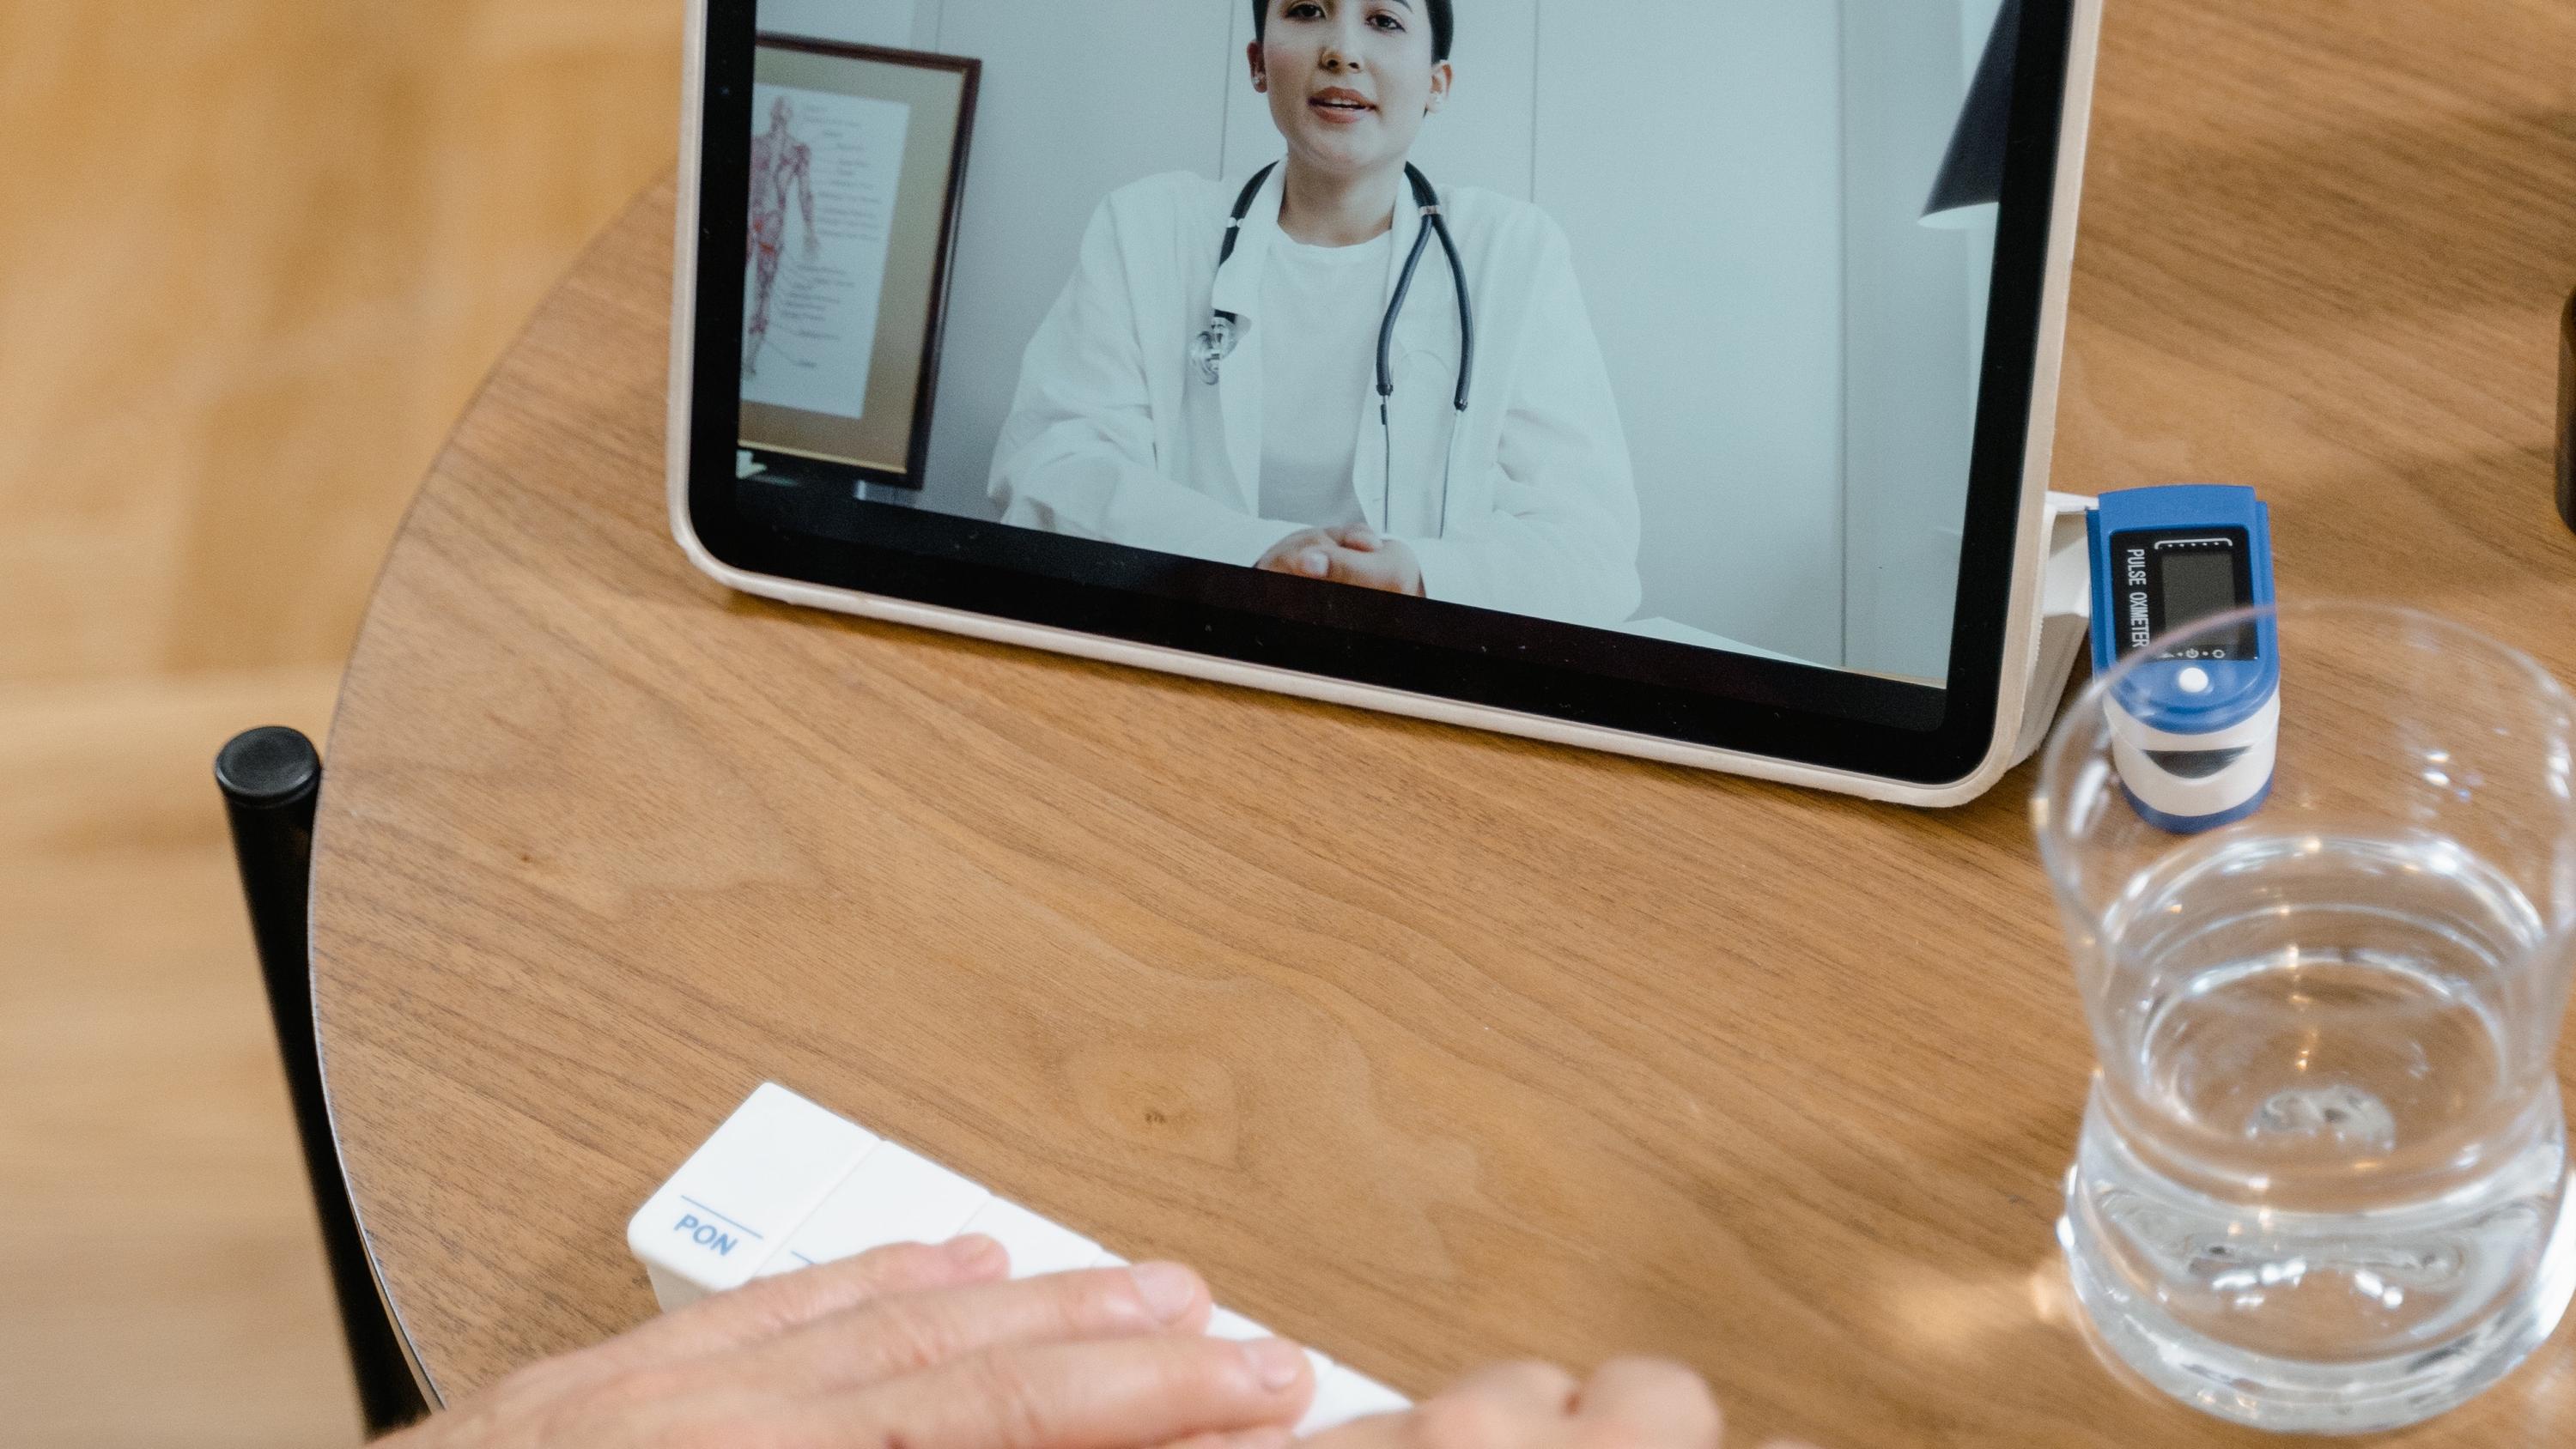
1194;161;1475;534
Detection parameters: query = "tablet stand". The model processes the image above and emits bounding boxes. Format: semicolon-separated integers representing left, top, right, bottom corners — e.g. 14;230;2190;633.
2010;491;2100;766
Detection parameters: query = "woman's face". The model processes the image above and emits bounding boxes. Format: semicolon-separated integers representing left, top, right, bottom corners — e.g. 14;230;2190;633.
1251;1;1451;180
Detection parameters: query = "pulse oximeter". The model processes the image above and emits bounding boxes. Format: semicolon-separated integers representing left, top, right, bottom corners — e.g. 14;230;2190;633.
2087;484;2279;833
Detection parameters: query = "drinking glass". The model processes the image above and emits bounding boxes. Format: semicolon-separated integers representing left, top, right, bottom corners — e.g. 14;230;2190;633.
2033;601;2576;1433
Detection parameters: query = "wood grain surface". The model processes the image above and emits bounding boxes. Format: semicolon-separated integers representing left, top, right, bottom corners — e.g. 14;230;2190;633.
310;2;2576;1445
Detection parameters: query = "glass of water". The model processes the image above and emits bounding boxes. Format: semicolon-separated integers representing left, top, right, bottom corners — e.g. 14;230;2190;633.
2033;601;2576;1433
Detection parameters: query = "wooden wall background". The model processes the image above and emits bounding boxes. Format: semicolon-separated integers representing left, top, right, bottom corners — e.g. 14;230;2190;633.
0;3;684;1442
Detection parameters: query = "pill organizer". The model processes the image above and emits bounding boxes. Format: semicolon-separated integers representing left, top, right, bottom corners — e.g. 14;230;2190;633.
629;1083;1412;1435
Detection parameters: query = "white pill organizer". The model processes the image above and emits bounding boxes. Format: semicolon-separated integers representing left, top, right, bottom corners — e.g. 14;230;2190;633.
629;1084;1410;1434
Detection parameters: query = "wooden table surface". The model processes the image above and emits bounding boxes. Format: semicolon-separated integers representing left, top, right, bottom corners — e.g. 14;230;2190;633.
310;3;2576;1444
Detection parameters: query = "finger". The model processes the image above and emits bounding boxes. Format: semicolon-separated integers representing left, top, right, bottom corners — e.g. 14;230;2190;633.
1259;529;1329;567
1449;1359;1581;1416
1153;1428;1296;1449
1305;1363;1573;1449
1296;548;1336;579
825;1332;1315;1449
605;1238;1007;1368
1321;551;1396;591
1574;1358;1722;1449
1332;527;1386;552
727;1262;1214;1395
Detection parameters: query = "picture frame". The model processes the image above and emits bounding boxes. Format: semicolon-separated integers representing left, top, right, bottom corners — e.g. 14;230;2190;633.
735;37;979;493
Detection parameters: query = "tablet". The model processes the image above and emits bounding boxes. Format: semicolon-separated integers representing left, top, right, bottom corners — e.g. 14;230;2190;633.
670;0;2102;803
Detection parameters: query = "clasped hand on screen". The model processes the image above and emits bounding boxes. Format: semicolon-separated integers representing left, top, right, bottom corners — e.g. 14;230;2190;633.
1256;527;1425;597
385;1239;1814;1449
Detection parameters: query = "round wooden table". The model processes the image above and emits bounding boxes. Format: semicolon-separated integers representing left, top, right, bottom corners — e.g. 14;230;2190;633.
312;2;2576;1443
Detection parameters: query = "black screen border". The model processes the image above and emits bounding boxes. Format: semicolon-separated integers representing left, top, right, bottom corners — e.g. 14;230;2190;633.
679;0;2083;786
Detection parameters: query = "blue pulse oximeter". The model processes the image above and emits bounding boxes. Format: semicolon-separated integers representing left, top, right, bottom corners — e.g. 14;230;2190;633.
2086;485;2279;833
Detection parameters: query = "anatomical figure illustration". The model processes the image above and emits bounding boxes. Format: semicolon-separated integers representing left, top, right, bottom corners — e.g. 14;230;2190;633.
745;94;819;378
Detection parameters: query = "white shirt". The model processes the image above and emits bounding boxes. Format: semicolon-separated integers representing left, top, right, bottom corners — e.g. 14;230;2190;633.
1256;232;1390;530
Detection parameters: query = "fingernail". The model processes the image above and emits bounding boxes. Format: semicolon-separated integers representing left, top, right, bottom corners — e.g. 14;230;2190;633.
1244;1337;1307;1391
1131;1261;1200;1323
946;1234;1004;1270
1299;549;1330;576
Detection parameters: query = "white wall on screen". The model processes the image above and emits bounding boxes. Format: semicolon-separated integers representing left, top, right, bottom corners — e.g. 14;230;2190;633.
1536;1;1850;665
1838;0;1996;682
757;0;935;49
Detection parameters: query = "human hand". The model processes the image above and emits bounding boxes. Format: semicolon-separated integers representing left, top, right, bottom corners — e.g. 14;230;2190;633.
1255;527;1425;597
1309;1359;1814;1449
1256;528;1342;581
1317;527;1425;597
380;1237;1315;1449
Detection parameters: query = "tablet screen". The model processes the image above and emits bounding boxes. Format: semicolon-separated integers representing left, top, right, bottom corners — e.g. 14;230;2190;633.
689;0;2075;776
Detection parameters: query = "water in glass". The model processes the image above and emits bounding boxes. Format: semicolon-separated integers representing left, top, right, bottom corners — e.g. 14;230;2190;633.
2063;828;2576;1430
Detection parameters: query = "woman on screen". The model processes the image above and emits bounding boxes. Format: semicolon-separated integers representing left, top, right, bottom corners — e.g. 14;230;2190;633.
987;0;1642;627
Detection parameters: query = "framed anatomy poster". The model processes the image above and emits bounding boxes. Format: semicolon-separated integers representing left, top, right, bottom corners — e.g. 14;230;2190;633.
737;37;978;489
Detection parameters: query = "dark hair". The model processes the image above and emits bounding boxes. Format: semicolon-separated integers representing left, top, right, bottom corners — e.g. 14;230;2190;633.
1252;0;1454;66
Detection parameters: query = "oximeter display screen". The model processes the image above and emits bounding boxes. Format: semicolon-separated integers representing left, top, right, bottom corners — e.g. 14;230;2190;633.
2159;552;2239;633
2108;528;2257;662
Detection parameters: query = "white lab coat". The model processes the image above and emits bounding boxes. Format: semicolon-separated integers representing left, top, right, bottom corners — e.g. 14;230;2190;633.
988;168;1643;627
